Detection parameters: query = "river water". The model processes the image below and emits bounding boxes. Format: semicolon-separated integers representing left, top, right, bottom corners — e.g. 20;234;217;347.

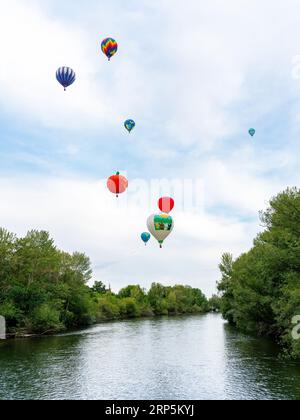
1;314;300;400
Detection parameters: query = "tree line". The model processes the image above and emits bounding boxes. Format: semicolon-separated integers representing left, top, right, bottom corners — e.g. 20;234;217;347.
0;228;210;336
218;187;300;359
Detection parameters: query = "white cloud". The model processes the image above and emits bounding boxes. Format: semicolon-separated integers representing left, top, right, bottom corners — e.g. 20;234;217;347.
0;175;262;296
0;0;300;296
0;0;149;131
0;0;298;145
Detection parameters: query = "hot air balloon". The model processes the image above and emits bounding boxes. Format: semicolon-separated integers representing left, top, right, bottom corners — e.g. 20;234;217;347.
124;119;136;134
158;197;175;214
101;38;118;61
141;232;151;246
249;128;256;137
56;67;76;91
147;213;174;248
107;172;128;198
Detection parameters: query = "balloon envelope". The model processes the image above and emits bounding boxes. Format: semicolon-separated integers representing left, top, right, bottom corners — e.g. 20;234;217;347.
101;38;118;60
124;120;136;133
141;232;151;245
56;67;76;91
107;172;128;196
158;197;175;213
249;128;256;137
147;214;174;248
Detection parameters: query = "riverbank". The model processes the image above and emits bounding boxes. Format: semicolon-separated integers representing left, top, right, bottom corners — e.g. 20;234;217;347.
0;229;213;338
5;309;216;340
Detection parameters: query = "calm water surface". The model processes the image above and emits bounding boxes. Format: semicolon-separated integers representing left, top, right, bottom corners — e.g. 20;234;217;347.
1;314;300;400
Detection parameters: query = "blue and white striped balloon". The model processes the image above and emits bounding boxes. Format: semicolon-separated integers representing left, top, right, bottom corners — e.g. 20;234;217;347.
56;67;76;91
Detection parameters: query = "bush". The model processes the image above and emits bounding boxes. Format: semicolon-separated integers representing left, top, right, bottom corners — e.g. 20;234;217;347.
30;304;63;333
119;298;141;319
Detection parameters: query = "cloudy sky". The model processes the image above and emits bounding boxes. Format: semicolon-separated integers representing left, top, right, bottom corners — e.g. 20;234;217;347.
1;0;300;296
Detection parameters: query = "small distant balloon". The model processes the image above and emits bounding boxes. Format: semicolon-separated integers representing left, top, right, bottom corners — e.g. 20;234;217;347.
147;213;174;249
101;38;118;61
141;232;151;246
107;172;128;198
124;120;136;134
158;197;175;214
56;67;76;91
249;128;256;137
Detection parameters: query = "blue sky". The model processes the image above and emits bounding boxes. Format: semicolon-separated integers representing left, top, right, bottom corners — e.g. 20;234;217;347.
1;0;300;295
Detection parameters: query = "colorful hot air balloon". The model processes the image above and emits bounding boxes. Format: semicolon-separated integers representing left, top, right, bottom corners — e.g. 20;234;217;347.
124;119;136;134
249;128;256;137
141;232;151;246
101;38;118;61
158;197;175;214
107;172;128;198
147;213;174;248
56;67;76;91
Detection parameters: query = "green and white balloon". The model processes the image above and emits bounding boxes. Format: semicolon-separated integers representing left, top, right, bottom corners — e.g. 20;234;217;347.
147;213;174;248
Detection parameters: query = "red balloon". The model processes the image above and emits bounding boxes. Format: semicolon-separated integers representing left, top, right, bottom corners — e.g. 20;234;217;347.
107;172;128;197
158;197;175;213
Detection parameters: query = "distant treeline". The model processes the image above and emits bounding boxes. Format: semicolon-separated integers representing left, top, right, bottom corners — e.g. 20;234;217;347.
218;188;300;359
0;228;212;336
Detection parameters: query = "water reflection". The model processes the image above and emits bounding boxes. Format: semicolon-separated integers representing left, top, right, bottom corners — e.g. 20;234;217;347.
0;315;300;400
223;324;300;400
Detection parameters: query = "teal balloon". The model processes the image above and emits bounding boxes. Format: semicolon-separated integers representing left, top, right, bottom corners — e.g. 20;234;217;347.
249;128;256;137
125;119;136;133
141;232;151;245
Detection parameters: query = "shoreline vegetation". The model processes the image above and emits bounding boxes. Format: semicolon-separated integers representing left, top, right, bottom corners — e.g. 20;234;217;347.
3;188;299;359
0;228;215;338
218;187;300;360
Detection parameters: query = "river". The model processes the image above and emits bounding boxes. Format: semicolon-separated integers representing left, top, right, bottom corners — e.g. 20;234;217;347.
1;314;300;400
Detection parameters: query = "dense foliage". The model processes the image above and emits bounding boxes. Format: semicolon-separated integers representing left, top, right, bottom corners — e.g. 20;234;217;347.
0;229;209;336
218;188;300;358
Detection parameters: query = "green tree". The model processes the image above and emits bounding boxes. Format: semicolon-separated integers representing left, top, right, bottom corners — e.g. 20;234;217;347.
209;295;222;312
218;188;300;358
118;285;146;303
92;281;108;295
0;228;210;336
